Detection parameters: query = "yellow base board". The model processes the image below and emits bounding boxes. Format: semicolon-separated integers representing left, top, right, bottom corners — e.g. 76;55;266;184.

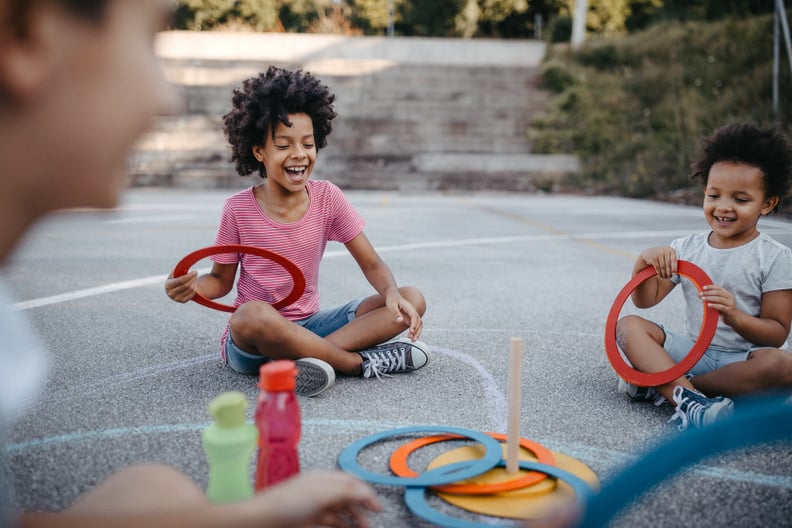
427;445;599;520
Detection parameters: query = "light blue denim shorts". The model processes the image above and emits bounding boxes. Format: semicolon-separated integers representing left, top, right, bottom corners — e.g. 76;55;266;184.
661;325;752;376
225;298;363;375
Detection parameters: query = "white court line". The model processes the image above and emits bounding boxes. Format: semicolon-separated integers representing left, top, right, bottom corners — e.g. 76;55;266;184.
7;418;791;490
102;214;194;224
12;267;209;311
37;353;218;407
433;346;508;431
13;275;168;310
5;229;737;311
8;340;791;491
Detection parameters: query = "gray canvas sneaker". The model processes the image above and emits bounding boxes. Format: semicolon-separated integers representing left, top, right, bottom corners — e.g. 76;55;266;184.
358;339;430;380
295;357;335;397
669;386;734;431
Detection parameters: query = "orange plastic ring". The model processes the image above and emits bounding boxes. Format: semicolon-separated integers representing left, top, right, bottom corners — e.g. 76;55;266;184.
604;260;718;387
389;432;556;495
172;244;305;313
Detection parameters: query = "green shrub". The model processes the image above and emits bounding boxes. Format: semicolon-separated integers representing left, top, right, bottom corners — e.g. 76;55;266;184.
545;15;572;43
530;12;792;209
540;60;579;93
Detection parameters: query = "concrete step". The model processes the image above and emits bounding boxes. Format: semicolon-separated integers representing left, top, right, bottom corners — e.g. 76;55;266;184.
130;31;578;192
155;31;546;67
129;153;579;193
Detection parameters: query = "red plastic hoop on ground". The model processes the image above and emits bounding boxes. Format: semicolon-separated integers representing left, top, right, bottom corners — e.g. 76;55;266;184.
389;432;556;495
604;260;718;387
172;244;305;313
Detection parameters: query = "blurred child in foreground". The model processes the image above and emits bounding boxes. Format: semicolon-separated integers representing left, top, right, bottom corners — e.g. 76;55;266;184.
0;1;379;526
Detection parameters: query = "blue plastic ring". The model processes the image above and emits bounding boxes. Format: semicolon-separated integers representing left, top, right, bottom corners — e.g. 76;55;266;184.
580;395;792;527
404;460;596;528
337;426;503;487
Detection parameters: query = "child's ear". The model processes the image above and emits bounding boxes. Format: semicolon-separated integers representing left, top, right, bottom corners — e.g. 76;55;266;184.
251;144;265;163
0;6;60;103
761;195;779;215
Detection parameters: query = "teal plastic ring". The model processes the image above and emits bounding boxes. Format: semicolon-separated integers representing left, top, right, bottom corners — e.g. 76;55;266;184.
337;426;502;487
404;460;596;528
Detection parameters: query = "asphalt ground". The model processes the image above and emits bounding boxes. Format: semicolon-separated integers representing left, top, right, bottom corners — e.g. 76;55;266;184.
4;188;792;527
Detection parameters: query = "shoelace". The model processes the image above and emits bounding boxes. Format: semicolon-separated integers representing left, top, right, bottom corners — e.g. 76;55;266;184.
651;394;668;407
362;348;407;381
363;356;390;381
629;385;667;407
668;393;706;431
668;407;689;431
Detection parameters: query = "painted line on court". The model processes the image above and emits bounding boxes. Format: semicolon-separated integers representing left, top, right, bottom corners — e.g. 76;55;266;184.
4;419;406;455
37;353;218;408
102;214;195;225
542;439;792;490
7;419;791;490
9;341;791;491
12;267;209;311
432;346;508;431
465;201;641;260
12;230;688;311
430;327;602;338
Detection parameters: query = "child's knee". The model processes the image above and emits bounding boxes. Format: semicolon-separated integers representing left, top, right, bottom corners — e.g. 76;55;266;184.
230;301;280;339
400;286;426;314
749;348;792;385
615;315;641;348
615;316;662;350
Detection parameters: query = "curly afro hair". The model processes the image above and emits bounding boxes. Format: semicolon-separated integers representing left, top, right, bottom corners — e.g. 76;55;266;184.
690;122;792;213
223;66;337;178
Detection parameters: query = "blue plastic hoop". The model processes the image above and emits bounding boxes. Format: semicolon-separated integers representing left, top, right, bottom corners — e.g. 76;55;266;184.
404;460;596;528
580;395;792;527
337;426;503;487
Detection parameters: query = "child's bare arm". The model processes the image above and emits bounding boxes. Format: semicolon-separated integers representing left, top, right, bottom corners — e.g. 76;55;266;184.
345;233;423;340
630;247;678;308
20;472;380;528
700;286;792;347
165;262;237;303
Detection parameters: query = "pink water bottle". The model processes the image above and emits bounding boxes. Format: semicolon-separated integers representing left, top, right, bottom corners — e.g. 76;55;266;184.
255;360;301;490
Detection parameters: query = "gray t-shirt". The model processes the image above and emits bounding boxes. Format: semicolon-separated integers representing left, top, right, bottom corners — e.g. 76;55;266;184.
670;232;792;351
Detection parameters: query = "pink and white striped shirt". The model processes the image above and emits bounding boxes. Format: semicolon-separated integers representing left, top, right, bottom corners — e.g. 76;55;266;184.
212;180;365;355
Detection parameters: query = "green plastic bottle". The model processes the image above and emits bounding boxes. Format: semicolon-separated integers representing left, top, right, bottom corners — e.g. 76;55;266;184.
202;391;258;503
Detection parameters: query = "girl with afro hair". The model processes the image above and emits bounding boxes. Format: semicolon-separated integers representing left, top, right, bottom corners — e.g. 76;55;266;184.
166;66;430;396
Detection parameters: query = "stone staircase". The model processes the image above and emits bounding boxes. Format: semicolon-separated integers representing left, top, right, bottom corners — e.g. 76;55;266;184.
130;32;578;191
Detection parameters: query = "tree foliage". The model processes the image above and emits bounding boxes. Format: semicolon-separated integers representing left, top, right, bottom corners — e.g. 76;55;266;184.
171;0;779;38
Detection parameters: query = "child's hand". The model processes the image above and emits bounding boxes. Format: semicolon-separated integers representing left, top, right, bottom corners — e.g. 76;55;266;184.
639;246;677;279
164;270;198;303
250;471;381;528
699;284;737;324
387;294;423;341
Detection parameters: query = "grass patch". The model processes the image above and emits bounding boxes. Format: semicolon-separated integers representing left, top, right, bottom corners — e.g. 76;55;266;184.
530;12;792;214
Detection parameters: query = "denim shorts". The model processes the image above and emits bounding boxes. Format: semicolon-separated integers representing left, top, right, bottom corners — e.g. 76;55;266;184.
661;326;752;376
224;298;363;375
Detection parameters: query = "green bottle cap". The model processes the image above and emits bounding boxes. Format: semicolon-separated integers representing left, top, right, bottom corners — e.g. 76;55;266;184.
208;391;248;428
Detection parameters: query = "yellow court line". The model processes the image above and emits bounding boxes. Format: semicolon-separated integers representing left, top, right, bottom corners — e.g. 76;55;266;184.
464;200;638;261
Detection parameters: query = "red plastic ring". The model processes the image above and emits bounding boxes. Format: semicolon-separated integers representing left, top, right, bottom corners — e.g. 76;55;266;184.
172;244;306;313
604;260;718;387
389;432;556;495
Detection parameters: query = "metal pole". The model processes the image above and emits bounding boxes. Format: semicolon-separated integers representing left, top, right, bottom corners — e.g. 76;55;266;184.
571;0;588;49
778;0;792;78
774;1;780;116
387;0;394;37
